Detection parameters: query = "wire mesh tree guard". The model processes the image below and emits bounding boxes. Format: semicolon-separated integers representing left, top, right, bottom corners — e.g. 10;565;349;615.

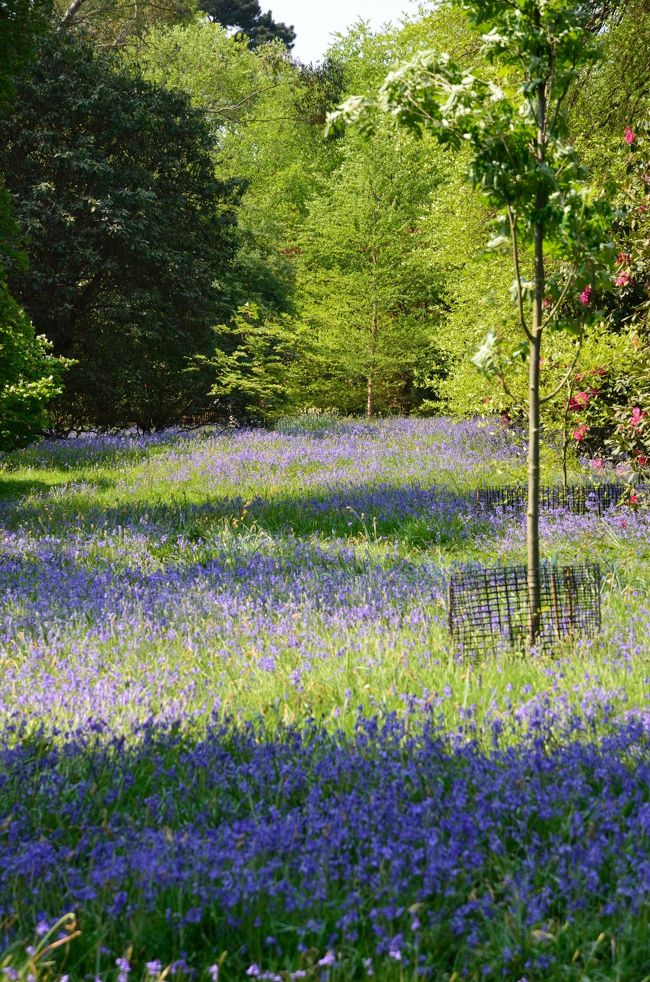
448;562;602;655
474;481;642;516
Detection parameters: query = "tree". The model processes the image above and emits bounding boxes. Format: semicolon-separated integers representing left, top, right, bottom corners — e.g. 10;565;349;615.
135;20;345;424
1;31;241;430
199;0;295;50
55;0;197;49
296;122;446;416
329;0;616;647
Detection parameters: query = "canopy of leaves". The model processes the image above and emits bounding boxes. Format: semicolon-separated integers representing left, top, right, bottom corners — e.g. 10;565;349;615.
55;0;197;49
0;284;68;450
1;30;242;431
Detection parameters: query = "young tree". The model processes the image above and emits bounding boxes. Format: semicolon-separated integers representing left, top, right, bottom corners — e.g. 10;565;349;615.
297;122;446;416
329;0;615;646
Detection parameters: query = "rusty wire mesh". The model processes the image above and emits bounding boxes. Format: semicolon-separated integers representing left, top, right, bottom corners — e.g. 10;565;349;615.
448;562;602;655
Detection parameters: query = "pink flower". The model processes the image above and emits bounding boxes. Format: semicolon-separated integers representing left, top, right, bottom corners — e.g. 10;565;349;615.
625;127;636;145
615;271;633;287
631;406;647;428
569;391;591;410
580;285;592;305
542;297;552;310
573;423;589;442
616;252;631;266
635;453;648;467
591;457;605;469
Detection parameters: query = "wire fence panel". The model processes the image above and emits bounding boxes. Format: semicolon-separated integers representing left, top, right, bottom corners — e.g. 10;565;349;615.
474;482;643;515
448;562;602;655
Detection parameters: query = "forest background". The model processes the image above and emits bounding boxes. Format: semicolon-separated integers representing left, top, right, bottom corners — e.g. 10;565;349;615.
1;0;649;460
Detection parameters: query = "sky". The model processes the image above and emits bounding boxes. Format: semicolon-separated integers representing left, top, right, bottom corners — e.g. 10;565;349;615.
267;0;417;64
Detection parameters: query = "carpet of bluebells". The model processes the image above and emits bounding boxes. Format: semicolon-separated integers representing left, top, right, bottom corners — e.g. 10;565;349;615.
1;417;649;981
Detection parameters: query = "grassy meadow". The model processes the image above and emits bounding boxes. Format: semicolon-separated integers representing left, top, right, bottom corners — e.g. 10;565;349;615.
0;417;649;981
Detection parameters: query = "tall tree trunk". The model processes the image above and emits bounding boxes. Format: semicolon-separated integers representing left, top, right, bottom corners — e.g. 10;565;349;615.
527;59;547;650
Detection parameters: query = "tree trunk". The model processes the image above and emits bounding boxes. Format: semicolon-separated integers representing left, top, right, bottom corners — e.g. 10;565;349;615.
367;250;378;418
527;254;543;647
527;53;547;651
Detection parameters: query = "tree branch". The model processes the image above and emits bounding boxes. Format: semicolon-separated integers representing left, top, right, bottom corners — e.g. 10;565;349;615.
539;336;584;404
59;0;89;28
507;203;534;342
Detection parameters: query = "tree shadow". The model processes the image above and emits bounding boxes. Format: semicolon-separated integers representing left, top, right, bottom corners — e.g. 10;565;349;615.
2;480;487;550
0;710;644;980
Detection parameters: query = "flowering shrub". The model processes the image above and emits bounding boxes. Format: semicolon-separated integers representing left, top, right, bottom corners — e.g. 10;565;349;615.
566;346;650;474
564;125;650;474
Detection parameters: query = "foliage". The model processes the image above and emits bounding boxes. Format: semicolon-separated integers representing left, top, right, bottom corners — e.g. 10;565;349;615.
54;0;197;49
1;30;242;431
560;125;650;473
203;303;304;422
198;0;295;50
0;281;69;450
296;122;447;416
134;19;342;325
0;0;50;109
0;0;70;450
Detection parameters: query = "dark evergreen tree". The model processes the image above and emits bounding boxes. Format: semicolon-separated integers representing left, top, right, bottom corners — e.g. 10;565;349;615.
1;31;242;430
199;0;296;50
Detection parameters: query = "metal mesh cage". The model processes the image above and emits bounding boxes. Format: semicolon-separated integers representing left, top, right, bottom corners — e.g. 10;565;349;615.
448;562;602;655
474;482;640;516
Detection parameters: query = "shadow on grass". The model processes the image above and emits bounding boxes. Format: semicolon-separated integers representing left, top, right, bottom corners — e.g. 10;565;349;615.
3;481;487;550
0;477;61;501
0;427;223;477
2;713;650;981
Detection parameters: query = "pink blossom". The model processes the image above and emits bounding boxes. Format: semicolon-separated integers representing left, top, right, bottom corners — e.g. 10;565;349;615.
569;391;591;410
591;458;605;469
635;452;648;467
631;406;647;428
616;252;631;266
625;127;636;145
542;297;552;310
573;423;589;442
580;285;592;305
615;271;633;287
